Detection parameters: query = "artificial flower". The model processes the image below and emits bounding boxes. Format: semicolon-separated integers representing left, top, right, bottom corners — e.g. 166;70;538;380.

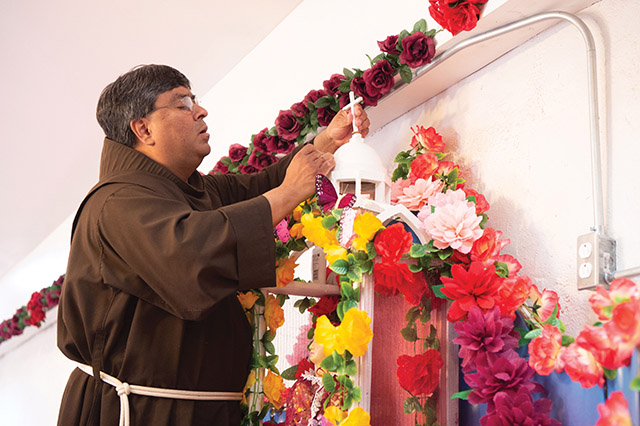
292;204;304;221
323;74;346;96
441;261;503;322
410;152;439;180
469;228;509;264
252;128;271;152
589;278;640;321
241;370;259;405
575;325;633;371
418;189;483;253
339;407;371;426
211;160;229;174
309;296;340;318
289;222;305;239
275;109;302;141
338;308;373;357
377;35;401;55
495;274;533;319
595;391;633;426
608;299;640;344
372;260;413;297
493;254;522;277
529;286;561;322
274;219;290;243
25;292;45;327
558;342;604;388
362;59;395;98
463;187;490;214
295;358;315;380
396;269;430;306
396;349;443;396
315;315;346;356
350;75;383;107
263;370;286;409
247;150;277;171
228;143;248;162
323;406;346;425
399;31;436;68
325;244;349;265
276;256;298;288
395;177;444;210
317;106;338;127
237;291;259;310
373;222;413;262
528;324;564;376
301;213;339;249
429;0;488;36
453;306;519;373
352;212;384;251
238;163;259;174
264;294;285;332
479;388;560;426
410;125;445;152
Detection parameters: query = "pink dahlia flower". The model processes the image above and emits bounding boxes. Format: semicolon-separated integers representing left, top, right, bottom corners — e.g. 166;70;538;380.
480;388;560;426
396;177;444;210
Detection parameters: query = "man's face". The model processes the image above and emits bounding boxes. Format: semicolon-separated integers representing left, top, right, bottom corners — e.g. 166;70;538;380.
145;86;210;177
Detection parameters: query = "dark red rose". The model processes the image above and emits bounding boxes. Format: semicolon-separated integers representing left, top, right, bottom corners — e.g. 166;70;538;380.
291;101;309;118
377;35;400;55
26;292;46;327
266;136;295;155
374;222;413;262
211;160;229;175
304;89;327;106
238;163;259;174
373;260;413;296
338;92;351;109
362;59;395;98
396;349;443;396
252;128;273;153
350;76;383;107
400;32;436;68
323;74;346;96
275;110;303;141
316;106;337;127
227;143;248;162
247;150;277;170
309;296;340;317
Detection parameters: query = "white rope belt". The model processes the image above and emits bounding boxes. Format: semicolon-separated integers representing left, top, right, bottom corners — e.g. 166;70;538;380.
77;364;243;426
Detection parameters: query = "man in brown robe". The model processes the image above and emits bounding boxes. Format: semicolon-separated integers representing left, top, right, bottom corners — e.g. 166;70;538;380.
56;64;369;426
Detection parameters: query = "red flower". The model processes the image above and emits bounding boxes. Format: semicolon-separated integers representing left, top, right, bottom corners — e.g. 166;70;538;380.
396;349;443;397
469;228;509;263
323;74;346;96
463;188;490;214
596;391;633;426
495;274;532;319
575;325;633;370
410;152;439;180
377;35;400;55
247;150;277;171
396;270;429;306
275;109;302;141
410;125;445;152
26;292;45;327
429;0;487;36
308;296;340;318
373;260;413;296
558;342;604;388
528;324;564;376
440;261;502;322
399;32;436;68
374;222;413;262
295;358;315;380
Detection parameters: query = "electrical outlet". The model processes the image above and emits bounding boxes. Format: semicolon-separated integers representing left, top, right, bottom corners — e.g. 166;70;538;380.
577;231;616;290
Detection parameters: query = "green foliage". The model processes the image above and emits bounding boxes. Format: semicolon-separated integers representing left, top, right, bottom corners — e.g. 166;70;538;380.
450;389;472;400
280;365;298;381
293;297;316;314
630;376;640;391
399;64;413;84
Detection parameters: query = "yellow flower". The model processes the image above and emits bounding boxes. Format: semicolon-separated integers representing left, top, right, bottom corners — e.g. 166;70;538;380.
293;204;304;221
289;222;305;239
301;213;338;249
351;212;384;251
275;256;298;287
325;244;348;265
264;294;285;332
315;315;346;356
263;370;285;409
241;369;260;405
324;406;347;425
340;408;371;426
237;291;259;310
338;308;373;357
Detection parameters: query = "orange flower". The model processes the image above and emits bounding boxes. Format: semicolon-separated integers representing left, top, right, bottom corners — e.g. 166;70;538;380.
289;222;304;239
237;291;259;310
276;256;298;288
263;370;285;409
264;294;285;332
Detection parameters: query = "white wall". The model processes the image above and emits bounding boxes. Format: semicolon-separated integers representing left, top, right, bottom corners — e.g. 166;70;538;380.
1;0;638;423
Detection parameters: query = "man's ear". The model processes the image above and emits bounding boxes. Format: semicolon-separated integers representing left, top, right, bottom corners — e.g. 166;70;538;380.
130;118;154;146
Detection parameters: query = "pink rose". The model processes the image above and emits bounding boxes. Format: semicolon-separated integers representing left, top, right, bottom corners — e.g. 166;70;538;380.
558;342;604;388
396;177;444;210
400;32;435;68
528;324;564;376
275;110;302;141
377;35;400;55
228;144;248;162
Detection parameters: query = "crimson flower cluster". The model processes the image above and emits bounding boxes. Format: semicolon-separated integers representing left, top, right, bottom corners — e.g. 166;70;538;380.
428;0;488;36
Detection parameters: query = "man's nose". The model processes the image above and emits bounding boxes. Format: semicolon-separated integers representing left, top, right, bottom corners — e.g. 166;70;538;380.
193;103;208;119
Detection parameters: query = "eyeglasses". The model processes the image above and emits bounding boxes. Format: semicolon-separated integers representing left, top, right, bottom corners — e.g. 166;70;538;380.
149;95;198;115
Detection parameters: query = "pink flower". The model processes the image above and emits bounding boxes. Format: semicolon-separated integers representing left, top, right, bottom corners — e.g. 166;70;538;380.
463;187;490;214
528;324;564;376
576;324;634;370
558;342;604;388
608;299;640;345
396;177;444;210
480;388;560;426
529;286;561;321
418;189;483;253
589;278;640;321
495;274;533;319
410;125;445;152
390;178;414;205
595;391;633;426
469;228;510;264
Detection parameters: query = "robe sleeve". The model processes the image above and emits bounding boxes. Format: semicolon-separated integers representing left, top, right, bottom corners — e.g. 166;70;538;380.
203;144;304;205
97;183;275;321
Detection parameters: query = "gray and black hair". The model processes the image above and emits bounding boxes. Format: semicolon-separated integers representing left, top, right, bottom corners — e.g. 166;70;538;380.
96;64;191;147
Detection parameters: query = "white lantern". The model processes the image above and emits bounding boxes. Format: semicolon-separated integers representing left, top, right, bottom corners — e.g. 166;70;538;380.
330;133;390;205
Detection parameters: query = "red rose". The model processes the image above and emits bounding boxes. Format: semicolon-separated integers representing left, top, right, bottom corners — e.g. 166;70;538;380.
252;128;273;153
338;92;351;109
317;106;337;127
247;150;277;171
377;35;400;55
323;74;345;96
304;89;327;106
308;296;340;317
429;0;486;36
295;358;315;379
291;101;309;118
26;292;45;327
362;60;395;98
266;136;295;155
400;32;435;68
211;160;229;175
396;270;428;306
350;76;382;107
463;187;490;213
410;152;439;180
227;144;248;162
275;110;303;141
374;222;413;262
238;163;259;174
373;260;413;296
396;349;443;396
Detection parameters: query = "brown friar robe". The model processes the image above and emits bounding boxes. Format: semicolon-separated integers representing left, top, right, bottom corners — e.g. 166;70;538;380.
57;138;298;426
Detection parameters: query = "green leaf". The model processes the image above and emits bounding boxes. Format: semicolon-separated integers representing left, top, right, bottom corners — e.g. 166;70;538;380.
366;241;377;259
630;376;640;391
281;365;298;381
543;303;560;324
350;386;362;403
403;396;422;414
340;283;356;300
321;352;338;372
524;328;542;340
401;326;418;342
391;164;409;182
432;284;448;299
409;263;423;273
450;389;472;400
603;367;618;380
410;243;427;258
338;79;351;93
321;215;338;229
399;64;412;84
262;341;275;355
561;335;575;347
437;248;453;260
315;96;333;108
343;68;355;79
494;261;509;278
394;150;412;162
322;373;336;392
372;53;386;63
345;359;357;376
330;259;349;275
413;18;427;34
405;306;421;323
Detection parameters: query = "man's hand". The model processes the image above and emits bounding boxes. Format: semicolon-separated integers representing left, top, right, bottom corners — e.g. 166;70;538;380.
263;145;335;225
314;104;370;154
